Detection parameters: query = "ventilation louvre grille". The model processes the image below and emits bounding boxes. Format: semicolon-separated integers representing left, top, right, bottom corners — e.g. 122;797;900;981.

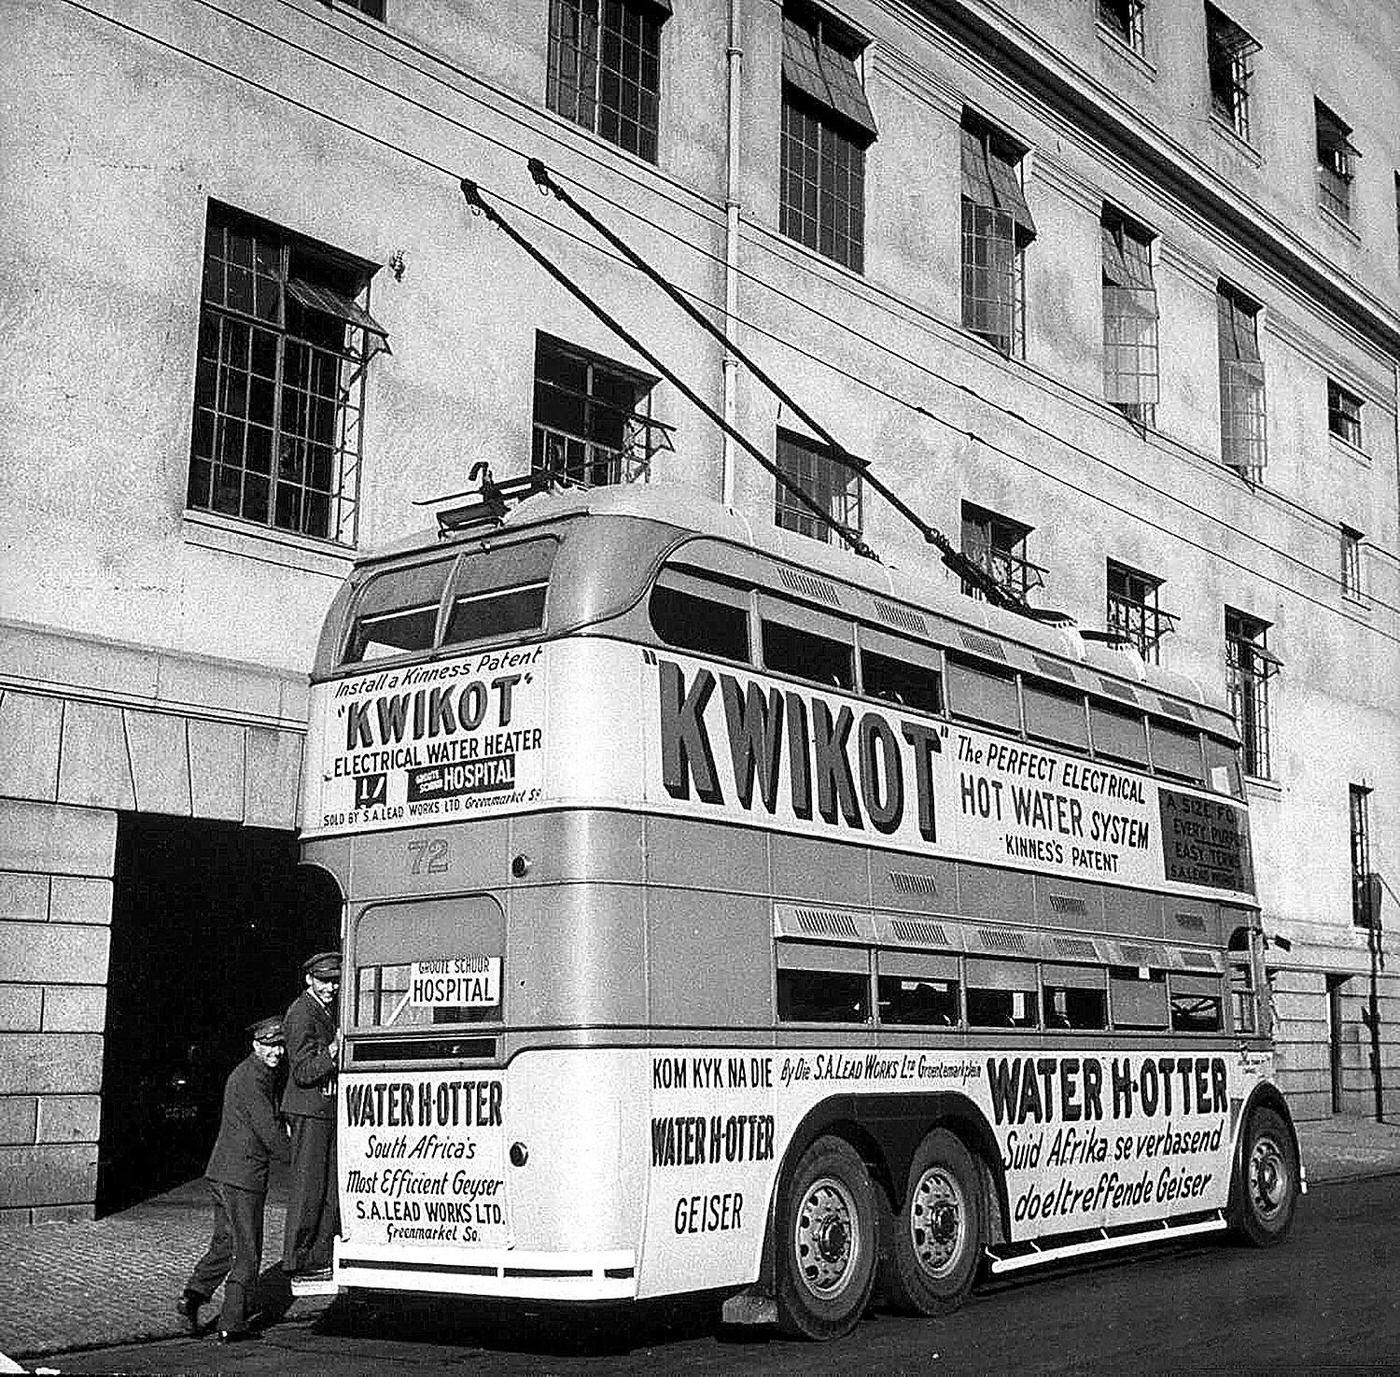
793;908;861;939
1047;893;1089;915
1097;677;1139;703
1052;937;1099;961
977;926;1030;954
874;599;928;635
778;566;843;607
1157;697;1195;720
1033;655;1076;682
1117;944;1155;967
1180;950;1217;969
960;631;1007;661
890;871;940;896
890;918;952;948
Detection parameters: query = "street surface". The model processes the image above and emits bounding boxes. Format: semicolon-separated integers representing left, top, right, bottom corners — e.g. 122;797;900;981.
48;1174;1400;1375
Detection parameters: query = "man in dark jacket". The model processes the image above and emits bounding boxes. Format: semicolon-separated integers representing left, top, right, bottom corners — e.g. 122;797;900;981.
281;950;341;1281
177;1017;291;1343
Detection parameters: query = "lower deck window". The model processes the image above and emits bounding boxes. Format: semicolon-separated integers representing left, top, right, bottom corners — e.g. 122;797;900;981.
1110;967;1168;1029
778;968;870;1023
878;976;960;1026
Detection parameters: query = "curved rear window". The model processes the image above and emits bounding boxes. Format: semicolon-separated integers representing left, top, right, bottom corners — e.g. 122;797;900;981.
344;561;452;663
442;539;555;648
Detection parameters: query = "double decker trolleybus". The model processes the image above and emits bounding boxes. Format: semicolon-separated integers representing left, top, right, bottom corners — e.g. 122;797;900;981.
301;481;1300;1340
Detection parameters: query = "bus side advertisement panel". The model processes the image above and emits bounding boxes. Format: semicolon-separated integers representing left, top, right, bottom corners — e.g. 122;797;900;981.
639;1045;1273;1296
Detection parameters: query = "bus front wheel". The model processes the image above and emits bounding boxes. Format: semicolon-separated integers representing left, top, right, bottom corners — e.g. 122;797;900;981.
775;1135;878;1341
1231;1106;1299;1247
881;1128;983;1315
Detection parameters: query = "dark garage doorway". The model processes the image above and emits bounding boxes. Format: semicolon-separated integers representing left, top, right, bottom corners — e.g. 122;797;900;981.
97;812;342;1215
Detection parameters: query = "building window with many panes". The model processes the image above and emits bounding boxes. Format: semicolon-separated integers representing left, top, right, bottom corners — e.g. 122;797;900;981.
1098;0;1146;55
779;2;877;273
1217;282;1266;478
774;430;862;544
1106;561;1177;664
340;0;385;17
546;0;667;162
1205;4;1258;143
961;502;1043;603
1327;379;1363;449
1350;783;1374;927
1102;209;1158;425
187;203;387;545
1225;607;1279;779
1315;99;1359;222
961;117;1035;357
531;334;669;487
1341;525;1363;599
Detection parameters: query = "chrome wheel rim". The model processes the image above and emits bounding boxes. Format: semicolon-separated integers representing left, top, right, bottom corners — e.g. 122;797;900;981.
1249;1134;1288;1221
794;1175;860;1298
909;1165;967;1278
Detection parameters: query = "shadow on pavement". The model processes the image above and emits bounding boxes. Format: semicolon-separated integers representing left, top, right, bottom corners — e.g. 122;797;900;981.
312;1288;770;1358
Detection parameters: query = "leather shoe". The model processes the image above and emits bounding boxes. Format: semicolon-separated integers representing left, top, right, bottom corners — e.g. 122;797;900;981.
175;1291;203;1336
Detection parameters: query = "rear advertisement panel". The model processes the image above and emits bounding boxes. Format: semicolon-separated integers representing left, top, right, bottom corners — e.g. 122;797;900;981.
304;639;1253;899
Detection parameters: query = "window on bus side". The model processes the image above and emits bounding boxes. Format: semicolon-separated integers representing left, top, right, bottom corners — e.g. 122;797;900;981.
1090;701;1148;766
1204;734;1245;797
344;560;452;663
762;619;854;689
947;655;1020;732
441;539;556;648
1024;681;1089;750
649;578;750;661
877;950;960;1026
1151;719;1205;781
861;649;944;714
1108;965;1168;1029
1169;973;1224;1032
1041;963;1107;1030
776;941;870;1023
965;957;1039;1028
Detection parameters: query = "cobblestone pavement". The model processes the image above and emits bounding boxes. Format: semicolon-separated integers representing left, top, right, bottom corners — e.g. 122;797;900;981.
2;1117;1398;1365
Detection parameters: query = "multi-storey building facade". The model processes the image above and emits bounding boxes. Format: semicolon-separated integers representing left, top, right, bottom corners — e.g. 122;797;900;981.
2;0;1396;1221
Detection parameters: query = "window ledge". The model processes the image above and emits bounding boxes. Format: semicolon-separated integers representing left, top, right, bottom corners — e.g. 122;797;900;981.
1342;590;1371;611
1208;115;1261;165
1329;432;1370;465
1244;774;1282;799
1318;204;1361;244
182;509;356;578
1095;24;1156;78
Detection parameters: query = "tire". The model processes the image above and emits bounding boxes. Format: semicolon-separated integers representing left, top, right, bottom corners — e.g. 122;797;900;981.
1231;1106;1299;1247
775;1135;878;1341
881;1129;983;1316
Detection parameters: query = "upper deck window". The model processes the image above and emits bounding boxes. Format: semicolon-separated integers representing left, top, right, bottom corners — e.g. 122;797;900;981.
1150;719;1205;781
860;649;943;715
1024;681;1089;750
442;540;556;648
344;561;452;663
1090;700;1148;766
947;655;1020;733
649;572;751;662
760;603;855;690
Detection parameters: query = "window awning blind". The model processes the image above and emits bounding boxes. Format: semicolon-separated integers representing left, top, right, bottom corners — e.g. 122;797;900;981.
961;125;1035;240
1206;5;1260;59
1102;221;1156;321
1217;288;1262;371
287;278;389;342
781;11;878;142
1315;102;1360;162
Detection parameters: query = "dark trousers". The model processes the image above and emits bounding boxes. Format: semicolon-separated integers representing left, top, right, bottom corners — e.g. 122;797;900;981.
185;1180;265;1332
282;1115;338;1273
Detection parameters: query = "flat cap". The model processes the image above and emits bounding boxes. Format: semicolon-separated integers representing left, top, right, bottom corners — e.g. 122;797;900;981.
302;950;342;979
248;1016;285;1045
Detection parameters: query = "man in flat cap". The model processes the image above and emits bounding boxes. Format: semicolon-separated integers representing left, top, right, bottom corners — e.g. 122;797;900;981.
177;1017;290;1343
281;950;342;1281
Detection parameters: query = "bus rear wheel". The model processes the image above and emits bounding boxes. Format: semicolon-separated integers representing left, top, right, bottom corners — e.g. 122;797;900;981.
1231;1106;1299;1247
775;1135;878;1341
881;1129;983;1315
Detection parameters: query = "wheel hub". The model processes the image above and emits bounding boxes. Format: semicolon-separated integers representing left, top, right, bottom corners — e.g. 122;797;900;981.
910;1167;965;1277
795;1178;859;1296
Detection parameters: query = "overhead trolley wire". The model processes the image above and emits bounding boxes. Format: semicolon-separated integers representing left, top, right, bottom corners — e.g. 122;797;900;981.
56;0;1400;647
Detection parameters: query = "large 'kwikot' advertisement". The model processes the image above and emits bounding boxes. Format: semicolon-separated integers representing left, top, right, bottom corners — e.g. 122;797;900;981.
303;640;1253;898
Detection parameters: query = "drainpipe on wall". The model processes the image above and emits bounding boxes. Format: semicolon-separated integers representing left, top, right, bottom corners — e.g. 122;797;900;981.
721;0;743;508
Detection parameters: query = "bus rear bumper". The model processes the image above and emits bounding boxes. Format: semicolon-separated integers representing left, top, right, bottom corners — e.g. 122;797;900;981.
335;1245;639;1301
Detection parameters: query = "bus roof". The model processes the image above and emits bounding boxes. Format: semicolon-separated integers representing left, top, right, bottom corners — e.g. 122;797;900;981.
358;483;1231;724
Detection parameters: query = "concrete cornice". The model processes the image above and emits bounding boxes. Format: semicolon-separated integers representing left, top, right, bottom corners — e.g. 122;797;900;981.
891;0;1400;362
